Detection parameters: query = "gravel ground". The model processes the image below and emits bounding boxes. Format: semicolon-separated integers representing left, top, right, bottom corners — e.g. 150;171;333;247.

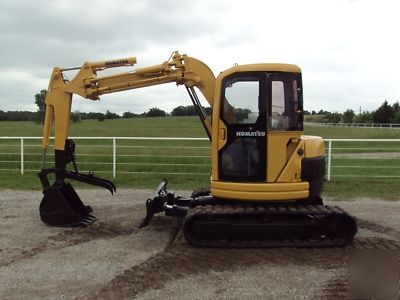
0;189;399;299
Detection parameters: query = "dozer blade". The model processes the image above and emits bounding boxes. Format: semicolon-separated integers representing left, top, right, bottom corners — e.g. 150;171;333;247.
39;183;96;227
139;179;168;228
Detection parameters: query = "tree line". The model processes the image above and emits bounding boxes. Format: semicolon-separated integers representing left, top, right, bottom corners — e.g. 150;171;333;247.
0;90;398;124
0;90;213;123
304;100;400;124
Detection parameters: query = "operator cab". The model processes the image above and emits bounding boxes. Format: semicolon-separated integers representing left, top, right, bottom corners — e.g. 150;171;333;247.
215;65;303;184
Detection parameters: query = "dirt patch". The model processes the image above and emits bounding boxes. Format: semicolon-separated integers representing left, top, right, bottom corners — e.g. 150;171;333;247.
357;218;400;241
91;233;400;299
92;243;345;299
1;221;138;268
0;190;399;299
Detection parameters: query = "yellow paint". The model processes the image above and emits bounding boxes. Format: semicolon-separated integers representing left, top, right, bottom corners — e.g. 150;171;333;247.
302;135;324;158
267;131;302;182
211;74;223;181
217;121;227;151
212;181;309;192
42;68;73;150
276;140;304;182
211;181;309;201
220;63;301;79
212;189;308;201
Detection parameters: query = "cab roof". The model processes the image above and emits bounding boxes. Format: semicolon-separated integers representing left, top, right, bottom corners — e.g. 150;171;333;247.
219;63;301;79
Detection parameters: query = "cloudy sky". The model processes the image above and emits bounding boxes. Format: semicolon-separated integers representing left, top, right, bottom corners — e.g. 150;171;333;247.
0;0;399;114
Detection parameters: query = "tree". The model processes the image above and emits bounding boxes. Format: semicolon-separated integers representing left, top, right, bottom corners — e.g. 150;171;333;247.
323;112;342;123
122;111;138;118
203;106;212;116
85;112;105;120
70;111;81;123
372;100;394;123
391;111;400;123
0;110;36;121
171;106;187;116
317;109;329;115
342;109;355;123
354;111;373;123
105;110;119;119
171;105;212;117
185;105;197;116
393;101;400;113
34;89;47;124
390;101;400;123
145;107;167;117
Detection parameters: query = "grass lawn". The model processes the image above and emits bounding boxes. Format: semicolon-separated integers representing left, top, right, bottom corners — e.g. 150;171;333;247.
0;117;399;200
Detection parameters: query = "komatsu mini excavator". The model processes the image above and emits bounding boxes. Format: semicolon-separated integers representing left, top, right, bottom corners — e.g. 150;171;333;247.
38;51;357;247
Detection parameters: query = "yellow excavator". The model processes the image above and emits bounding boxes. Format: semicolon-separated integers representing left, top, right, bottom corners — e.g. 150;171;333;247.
38;51;357;247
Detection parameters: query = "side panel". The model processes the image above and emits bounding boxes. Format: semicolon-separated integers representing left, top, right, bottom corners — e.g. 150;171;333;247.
267;131;302;182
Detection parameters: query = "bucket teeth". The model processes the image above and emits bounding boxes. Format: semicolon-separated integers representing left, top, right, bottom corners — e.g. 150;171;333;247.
80;217;95;227
86;215;96;221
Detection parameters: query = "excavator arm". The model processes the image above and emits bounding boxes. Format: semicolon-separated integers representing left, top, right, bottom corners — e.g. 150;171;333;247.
42;51;215;151
38;51;215;227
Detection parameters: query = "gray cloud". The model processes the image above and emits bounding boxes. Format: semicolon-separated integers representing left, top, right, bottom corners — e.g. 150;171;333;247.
0;0;399;114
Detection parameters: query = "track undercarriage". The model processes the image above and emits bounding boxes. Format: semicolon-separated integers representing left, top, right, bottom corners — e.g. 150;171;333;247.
141;180;358;248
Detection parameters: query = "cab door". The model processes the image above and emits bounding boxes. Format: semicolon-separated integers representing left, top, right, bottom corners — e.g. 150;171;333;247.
218;72;267;182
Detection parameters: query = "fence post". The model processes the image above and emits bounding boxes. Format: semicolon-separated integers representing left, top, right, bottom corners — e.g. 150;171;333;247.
327;140;332;181
20;138;24;175
112;138;116;178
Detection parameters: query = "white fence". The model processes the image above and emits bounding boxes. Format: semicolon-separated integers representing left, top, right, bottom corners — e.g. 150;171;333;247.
305;121;400;129
0;137;399;181
324;139;400;181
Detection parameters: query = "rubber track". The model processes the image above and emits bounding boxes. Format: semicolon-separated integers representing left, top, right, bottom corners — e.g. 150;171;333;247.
183;203;357;248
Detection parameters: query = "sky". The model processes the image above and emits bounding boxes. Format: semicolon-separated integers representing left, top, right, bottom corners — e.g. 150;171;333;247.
0;0;399;114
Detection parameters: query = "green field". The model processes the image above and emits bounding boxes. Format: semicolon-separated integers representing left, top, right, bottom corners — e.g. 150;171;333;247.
0;117;399;200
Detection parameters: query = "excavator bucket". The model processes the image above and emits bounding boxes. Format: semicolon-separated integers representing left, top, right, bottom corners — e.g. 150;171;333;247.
38;139;115;227
39;182;95;227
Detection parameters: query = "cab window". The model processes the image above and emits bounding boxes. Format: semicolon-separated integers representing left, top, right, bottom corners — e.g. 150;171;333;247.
222;75;260;124
269;73;303;131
